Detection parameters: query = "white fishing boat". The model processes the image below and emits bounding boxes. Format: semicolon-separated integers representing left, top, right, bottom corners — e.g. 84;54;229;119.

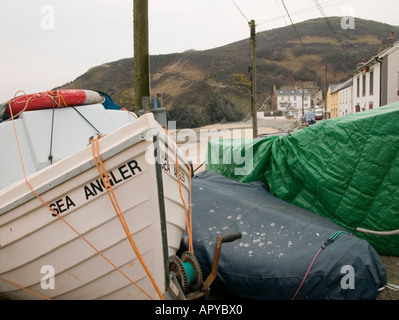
0;90;192;300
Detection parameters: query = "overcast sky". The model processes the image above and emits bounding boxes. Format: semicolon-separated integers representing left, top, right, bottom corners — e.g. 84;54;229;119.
0;0;398;102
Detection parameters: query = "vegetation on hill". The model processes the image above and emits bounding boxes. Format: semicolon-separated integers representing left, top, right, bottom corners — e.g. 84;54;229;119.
60;17;399;128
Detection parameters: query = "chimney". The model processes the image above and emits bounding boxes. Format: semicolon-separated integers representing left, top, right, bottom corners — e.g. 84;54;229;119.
380;32;396;51
357;58;365;68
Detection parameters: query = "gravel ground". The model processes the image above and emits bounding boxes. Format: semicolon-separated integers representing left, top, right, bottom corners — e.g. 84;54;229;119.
378;256;399;300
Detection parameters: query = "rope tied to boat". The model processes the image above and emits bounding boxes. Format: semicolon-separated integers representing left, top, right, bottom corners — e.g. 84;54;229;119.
3;90;34;121
91;136;164;300
163;128;194;254
0;92;156;300
1;92;192;300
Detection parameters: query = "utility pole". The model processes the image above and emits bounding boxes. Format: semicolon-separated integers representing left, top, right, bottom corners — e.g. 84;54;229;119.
301;84;305;125
250;20;257;138
323;65;327;113
133;0;150;112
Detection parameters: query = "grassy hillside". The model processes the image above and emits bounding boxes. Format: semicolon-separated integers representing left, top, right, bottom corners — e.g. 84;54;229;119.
61;17;399;128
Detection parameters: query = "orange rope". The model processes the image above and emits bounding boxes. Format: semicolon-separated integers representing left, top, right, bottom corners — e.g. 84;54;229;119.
3;91;33;121
163;129;194;254
1;95;154;300
46;89;68;108
121;108;138;119
91;137;164;300
0;278;51;300
0;277;51;300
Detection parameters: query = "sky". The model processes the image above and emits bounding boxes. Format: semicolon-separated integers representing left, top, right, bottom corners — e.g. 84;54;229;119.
0;0;398;102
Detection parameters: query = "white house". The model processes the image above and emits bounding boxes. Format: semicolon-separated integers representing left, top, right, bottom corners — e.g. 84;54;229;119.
338;79;353;116
379;40;399;105
352;56;381;112
273;89;312;120
352;36;399;112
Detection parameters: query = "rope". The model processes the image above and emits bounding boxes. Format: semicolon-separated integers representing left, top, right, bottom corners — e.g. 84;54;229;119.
356;227;399;236
121;108;139;119
45;90;68;108
48;90;57;164
71;106;100;133
3;91;33;121
163;128;193;254
91;137;164;300
1;94;154;300
1;94;189;300
0;277;51;300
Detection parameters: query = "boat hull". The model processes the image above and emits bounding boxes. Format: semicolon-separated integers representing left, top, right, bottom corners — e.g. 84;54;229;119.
0;113;190;300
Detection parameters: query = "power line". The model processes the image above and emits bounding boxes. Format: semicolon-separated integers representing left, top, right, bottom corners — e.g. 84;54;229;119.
280;0;307;52
314;0;337;35
232;0;249;24
273;0;288;26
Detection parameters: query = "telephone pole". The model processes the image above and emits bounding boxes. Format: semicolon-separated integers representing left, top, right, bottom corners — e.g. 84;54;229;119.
323;65;327;113
133;0;150;112
250;20;257;138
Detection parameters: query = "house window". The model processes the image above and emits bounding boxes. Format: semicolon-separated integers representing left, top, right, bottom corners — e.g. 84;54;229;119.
369;70;374;95
357;76;360;97
362;74;366;96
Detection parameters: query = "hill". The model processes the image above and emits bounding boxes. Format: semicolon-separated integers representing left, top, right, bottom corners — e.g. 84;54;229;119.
60;17;399;128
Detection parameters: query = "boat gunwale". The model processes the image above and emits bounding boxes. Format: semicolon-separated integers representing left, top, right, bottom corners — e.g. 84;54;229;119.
0;122;190;216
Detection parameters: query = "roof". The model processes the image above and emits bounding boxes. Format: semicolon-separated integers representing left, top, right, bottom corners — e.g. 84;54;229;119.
378;39;399;58
274;89;311;96
353;40;399;75
331;78;352;93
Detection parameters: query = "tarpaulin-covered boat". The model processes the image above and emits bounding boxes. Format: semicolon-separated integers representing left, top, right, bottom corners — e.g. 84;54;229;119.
180;171;386;299
206;101;399;256
0;90;191;299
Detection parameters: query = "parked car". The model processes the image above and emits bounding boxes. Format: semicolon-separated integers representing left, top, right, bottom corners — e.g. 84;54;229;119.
315;108;324;120
304;112;316;125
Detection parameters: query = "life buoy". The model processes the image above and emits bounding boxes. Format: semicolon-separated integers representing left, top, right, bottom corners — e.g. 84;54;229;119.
5;89;104;116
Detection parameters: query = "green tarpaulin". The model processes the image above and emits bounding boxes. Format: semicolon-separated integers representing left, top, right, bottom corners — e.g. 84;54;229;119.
206;102;399;256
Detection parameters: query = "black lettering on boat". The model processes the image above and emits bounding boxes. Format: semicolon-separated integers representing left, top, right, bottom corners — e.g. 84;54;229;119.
161;154;170;173
50;195;76;216
83;180;98;200
118;164;132;180
83;159;142;201
127;160;142;175
92;179;104;194
110;171;123;185
174;165;186;183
